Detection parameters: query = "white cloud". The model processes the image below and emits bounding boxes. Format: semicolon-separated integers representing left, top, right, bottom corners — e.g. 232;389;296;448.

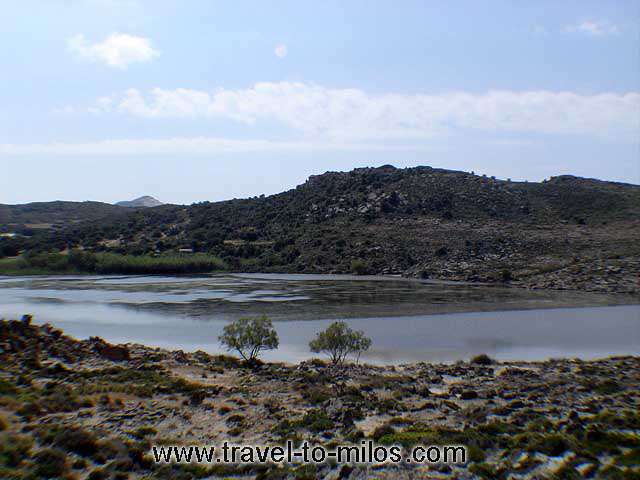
87;82;640;141
67;33;160;69
564;20;620;36
0;137;437;156
274;44;288;58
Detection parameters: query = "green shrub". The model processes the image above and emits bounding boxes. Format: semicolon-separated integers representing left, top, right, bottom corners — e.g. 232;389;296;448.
371;424;395;441
469;463;500;479
378;426;487;462
594;379;622;395
511;432;573;456
292;464;318;480
350;259;371;275
301;387;331;405
0;251;226;275
0;378;17;396
32;448;68;478
129;426;157;439
302;410;334;432
617;449;640;467
0;433;33;468
87;468;109;480
218;405;232;415
470;354;495;365
309;321;371;365
271;419;299;438
226;414;245;425
94;252;226;275
218;316;279;362
377;397;402;414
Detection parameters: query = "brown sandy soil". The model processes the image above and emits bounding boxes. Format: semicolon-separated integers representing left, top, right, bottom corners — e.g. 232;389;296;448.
1;317;639;479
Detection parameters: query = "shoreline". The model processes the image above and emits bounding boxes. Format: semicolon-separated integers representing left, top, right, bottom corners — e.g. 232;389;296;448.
14;303;640;366
2;272;639;320
1;265;639;297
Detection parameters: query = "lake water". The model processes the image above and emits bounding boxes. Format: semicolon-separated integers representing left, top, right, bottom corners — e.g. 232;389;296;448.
0;273;638;364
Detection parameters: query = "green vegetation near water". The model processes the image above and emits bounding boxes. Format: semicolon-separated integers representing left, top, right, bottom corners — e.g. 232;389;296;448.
0;251;226;275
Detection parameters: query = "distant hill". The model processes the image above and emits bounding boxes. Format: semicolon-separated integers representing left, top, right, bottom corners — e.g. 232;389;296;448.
3;166;640;293
115;196;163;208
0;201;124;233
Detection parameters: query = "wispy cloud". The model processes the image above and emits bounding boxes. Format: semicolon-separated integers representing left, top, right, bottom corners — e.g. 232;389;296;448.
67;33;160;69
274;44;288;58
86;82;640;141
0;137;439;156
564;20;620;36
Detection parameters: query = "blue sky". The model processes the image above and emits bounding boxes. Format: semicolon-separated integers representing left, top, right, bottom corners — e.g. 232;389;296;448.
1;0;638;204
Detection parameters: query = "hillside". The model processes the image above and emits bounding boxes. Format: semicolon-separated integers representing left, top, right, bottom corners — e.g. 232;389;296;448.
0;201;125;234
0;196;164;234
3;165;640;293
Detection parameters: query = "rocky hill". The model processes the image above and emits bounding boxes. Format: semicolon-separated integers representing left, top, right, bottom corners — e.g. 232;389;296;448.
4;165;640;293
115;196;163;208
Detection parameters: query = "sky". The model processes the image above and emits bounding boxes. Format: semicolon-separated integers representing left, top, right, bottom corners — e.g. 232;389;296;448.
1;0;639;205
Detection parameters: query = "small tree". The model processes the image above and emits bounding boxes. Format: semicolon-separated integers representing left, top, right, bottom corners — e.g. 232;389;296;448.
350;259;370;275
218;315;279;362
309;321;372;365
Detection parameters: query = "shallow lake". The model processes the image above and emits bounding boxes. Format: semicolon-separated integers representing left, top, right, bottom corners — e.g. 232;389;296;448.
0;273;638;364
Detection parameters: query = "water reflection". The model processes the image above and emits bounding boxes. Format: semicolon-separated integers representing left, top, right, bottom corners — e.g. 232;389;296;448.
0;274;638;364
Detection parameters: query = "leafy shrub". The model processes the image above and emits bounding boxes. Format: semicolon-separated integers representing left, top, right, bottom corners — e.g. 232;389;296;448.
32;448;68;478
218;405;232;415
0;251;226;275
469;463;500;479
226;414;245;426
218;316;279;362
94;252;226;274
377;397;402;414
129;426;157;439
309;321;371;365
302;410;334;432
511;432;573;456
371;424;396;441
301;387;331;405
594;379;622;395
378;425;488;463
271;419;299;438
87;468;109;480
350;259;371;275
470;354;495;365
0;433;33;468
0;378;17;396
